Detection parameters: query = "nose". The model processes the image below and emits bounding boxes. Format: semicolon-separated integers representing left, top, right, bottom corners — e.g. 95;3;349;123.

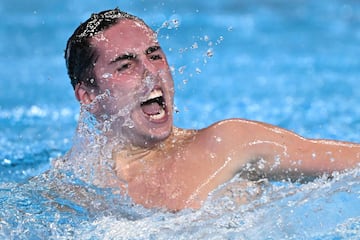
141;56;158;76
140;60;159;89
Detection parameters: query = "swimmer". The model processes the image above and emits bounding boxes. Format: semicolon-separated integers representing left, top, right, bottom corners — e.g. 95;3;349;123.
64;8;360;211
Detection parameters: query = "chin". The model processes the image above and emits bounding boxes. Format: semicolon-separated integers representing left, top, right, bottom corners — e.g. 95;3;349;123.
127;103;173;147
118;115;173;148
144;125;173;146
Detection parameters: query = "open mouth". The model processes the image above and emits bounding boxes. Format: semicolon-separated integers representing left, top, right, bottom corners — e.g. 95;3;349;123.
140;89;166;121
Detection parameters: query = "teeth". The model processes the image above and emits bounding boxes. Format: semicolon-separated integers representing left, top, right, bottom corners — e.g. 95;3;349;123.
146;89;163;101
149;108;166;120
141;89;166;121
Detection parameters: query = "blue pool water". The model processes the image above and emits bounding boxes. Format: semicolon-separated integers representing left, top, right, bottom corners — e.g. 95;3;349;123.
1;0;360;239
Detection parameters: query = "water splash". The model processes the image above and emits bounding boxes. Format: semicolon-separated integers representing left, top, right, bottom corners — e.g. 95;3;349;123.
70;168;360;239
1;165;358;239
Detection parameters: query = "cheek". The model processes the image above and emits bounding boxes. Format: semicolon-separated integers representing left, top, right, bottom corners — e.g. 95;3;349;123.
105;88;142;114
163;74;175;91
157;69;171;81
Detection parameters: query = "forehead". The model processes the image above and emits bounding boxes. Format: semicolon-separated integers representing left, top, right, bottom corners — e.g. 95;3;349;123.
91;19;158;52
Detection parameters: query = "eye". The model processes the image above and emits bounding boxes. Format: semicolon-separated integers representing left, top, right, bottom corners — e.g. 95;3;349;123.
117;63;131;72
150;54;163;61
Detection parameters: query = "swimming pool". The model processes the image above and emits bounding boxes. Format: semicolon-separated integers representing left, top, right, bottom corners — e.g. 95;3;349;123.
1;0;360;239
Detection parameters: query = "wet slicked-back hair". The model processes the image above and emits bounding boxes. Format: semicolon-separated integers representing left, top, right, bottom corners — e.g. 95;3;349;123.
65;8;144;89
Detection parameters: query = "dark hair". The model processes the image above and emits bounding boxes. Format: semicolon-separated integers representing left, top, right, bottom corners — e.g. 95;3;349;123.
65;8;143;89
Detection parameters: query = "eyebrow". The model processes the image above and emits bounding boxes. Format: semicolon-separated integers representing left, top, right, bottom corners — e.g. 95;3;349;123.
145;45;161;55
109;45;161;64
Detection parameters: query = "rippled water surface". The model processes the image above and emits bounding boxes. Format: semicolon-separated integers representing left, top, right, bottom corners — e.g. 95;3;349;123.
1;0;360;239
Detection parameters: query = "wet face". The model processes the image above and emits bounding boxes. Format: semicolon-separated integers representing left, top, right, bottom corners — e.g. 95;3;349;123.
86;19;174;147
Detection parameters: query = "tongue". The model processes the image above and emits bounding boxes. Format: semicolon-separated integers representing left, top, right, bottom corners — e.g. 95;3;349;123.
141;102;162;115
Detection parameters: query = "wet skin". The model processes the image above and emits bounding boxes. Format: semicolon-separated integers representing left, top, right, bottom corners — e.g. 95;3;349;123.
74;19;360;211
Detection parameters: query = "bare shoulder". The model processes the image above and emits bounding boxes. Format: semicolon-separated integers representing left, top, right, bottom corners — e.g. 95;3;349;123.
201;118;301;139
199;118;279;136
204;118;273;130
179;118;265;153
174;118;283;139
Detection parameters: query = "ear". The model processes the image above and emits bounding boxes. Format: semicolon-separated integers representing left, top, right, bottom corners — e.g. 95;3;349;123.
74;83;96;104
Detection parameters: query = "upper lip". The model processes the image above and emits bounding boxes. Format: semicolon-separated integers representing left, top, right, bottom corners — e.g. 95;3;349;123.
143;88;163;102
141;88;166;109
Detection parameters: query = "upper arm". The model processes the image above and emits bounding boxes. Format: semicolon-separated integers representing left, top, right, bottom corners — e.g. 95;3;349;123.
199;118;360;180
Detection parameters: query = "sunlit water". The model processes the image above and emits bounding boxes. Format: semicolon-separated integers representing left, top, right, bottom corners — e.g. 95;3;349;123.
1;0;360;239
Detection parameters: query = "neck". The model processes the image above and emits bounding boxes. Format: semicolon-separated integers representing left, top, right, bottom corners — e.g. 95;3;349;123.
112;127;195;174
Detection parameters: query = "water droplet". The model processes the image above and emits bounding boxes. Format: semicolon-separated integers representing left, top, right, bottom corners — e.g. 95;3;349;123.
217;36;224;45
257;158;266;170
206;48;214;58
178;66;186;74
3;158;12;165
172;19;180;28
191;42;198;49
170;66;175;73
174;106;180;113
162;21;170;28
102;73;112;79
